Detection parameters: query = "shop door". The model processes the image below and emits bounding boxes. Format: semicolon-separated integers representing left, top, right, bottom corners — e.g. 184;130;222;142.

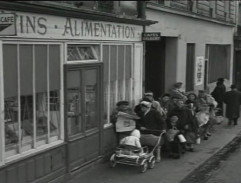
65;64;102;171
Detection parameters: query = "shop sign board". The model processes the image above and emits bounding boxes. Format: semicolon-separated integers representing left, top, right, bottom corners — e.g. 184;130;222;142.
0;10;143;41
195;56;205;86
142;32;161;41
0;13;16;36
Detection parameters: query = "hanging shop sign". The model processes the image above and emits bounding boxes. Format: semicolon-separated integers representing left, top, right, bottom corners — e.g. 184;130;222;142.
195;56;205;86
0;13;16;36
0;10;143;41
142;32;161;41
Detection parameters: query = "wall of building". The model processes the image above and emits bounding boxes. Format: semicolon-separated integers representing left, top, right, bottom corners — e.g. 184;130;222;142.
146;10;234;92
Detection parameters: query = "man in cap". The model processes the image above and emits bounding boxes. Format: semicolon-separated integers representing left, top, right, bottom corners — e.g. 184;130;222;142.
224;84;241;126
110;100;135;142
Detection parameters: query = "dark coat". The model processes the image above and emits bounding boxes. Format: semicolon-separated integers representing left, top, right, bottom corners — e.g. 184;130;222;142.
137;109;166;136
224;90;241;119
211;84;226;108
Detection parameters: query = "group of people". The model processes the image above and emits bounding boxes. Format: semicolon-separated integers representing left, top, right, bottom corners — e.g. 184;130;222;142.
110;78;241;161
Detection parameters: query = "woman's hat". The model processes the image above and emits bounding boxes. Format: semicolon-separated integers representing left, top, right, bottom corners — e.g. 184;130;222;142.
174;82;183;87
140;101;152;108
144;91;153;97
116;101;129;106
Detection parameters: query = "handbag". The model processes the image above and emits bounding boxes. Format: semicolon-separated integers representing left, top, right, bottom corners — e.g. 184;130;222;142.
166;127;179;142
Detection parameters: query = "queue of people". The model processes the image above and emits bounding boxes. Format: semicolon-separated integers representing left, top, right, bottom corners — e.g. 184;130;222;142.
110;79;241;161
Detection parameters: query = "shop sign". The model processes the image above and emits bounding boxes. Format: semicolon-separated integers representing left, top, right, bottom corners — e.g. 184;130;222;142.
195;56;205;86
0;11;143;41
142;32;161;41
0;13;16;36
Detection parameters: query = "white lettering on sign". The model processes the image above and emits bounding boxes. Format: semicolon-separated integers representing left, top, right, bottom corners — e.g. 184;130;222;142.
7;11;143;41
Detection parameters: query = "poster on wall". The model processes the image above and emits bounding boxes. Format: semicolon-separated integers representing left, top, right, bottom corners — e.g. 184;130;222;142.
195;56;205;86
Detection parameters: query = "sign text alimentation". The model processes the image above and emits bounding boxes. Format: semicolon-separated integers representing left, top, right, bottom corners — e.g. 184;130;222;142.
18;15;136;39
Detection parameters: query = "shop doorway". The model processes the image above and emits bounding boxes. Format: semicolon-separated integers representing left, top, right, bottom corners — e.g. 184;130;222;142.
145;38;165;99
65;63;102;171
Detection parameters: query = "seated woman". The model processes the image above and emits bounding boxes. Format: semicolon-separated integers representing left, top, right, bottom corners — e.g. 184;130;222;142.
166;114;185;159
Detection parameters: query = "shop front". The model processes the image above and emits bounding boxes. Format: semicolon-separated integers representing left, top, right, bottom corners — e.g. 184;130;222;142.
0;10;145;183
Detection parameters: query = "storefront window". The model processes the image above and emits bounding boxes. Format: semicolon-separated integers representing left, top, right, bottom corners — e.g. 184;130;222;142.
102;44;133;125
3;43;62;159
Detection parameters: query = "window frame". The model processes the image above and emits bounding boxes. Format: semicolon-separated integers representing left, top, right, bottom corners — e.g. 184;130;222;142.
65;43;101;64
101;43;134;128
0;41;64;164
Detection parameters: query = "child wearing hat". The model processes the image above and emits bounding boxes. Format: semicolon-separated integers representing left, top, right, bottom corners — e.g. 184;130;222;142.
120;129;142;148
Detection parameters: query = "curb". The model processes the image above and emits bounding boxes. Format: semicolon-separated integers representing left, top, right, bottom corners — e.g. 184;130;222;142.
180;131;241;183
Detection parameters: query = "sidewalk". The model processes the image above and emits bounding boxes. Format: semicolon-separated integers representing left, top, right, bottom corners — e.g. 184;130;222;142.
66;119;241;183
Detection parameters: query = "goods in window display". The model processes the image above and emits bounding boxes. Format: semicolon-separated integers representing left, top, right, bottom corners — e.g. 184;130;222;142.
5;125;18;145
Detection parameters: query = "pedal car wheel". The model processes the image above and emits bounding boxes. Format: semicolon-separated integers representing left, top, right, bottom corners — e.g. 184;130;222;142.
148;157;156;169
139;160;148;173
110;154;117;168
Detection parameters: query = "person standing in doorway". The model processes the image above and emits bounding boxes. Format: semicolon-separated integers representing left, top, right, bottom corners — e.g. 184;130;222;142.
223;84;241;126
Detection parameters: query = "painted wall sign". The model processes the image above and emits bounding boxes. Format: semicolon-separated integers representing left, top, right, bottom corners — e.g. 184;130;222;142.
0;10;143;41
195;56;205;86
142;32;161;41
0;13;16;36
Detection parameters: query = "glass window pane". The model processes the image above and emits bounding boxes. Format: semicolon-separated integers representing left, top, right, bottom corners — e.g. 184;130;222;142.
67;45;99;61
125;45;132;79
21;95;34;152
49;90;60;140
67;71;82;135
3;45;18;98
118;45;125;80
36;92;48;146
35;45;47;93
49;45;61;140
5;97;19;158
3;44;19;157
19;45;34;152
110;45;117;81
84;69;98;130
49;45;60;91
20;45;33;96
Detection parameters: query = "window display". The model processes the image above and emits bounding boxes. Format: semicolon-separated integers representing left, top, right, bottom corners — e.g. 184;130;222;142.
3;43;62;158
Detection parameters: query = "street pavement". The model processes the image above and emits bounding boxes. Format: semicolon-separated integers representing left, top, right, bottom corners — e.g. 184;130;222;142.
205;141;241;183
66;118;241;183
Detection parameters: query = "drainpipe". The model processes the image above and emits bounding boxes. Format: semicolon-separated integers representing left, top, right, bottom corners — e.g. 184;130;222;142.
137;1;146;93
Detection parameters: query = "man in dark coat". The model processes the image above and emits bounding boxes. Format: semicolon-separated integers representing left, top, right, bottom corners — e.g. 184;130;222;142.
223;84;241;126
211;78;226;116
